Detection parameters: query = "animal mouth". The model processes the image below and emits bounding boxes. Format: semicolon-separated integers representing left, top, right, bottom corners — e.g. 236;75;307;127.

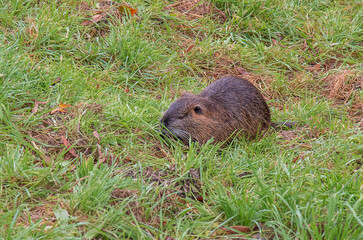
160;126;195;143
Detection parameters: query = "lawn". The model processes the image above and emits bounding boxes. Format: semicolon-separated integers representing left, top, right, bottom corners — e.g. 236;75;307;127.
0;0;362;239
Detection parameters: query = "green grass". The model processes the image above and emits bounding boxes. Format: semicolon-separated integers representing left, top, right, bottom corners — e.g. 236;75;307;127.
0;0;362;239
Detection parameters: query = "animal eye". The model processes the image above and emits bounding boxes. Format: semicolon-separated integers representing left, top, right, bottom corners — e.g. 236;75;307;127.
194;106;202;114
178;116;184;119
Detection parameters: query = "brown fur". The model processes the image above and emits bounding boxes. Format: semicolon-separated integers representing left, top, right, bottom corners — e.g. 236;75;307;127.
160;76;271;144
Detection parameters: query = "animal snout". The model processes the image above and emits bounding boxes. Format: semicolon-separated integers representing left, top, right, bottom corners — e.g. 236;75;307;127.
160;117;169;127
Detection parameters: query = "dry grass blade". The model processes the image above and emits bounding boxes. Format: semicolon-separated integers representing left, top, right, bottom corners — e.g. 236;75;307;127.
97;144;105;163
81;14;103;25
220;225;252;234
185;44;194;53
31;100;47;113
93;130;101;144
60;136;78;158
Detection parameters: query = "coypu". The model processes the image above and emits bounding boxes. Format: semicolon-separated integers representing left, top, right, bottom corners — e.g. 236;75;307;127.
160;76;278;144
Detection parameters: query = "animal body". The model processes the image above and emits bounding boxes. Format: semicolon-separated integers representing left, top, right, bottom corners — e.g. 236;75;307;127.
160;76;272;144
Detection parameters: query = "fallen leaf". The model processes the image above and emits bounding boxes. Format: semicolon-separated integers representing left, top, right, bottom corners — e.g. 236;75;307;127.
292;155;299;163
177;196;186;204
119;5;138;16
50;77;61;88
196;196;204;202
185;44;194;53
31;99;47;113
60;136;78;158
28;131;51;164
220;225;252;234
343;5;359;10
51;103;71;114
305;64;321;72
59;102;71;109
31;102;39;113
125;86;129;93
237;67;249;76
81;14;103;26
302;39;308;50
237;171;253;178
93;130;101;144
50;108;64;114
92;14;103;22
81;20;93;26
97;144;105;163
93;130;105;162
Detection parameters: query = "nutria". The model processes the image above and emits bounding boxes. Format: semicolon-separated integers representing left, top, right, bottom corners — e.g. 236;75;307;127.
160;76;275;144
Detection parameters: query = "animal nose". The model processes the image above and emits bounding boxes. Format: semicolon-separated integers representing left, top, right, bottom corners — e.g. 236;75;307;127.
160;117;169;126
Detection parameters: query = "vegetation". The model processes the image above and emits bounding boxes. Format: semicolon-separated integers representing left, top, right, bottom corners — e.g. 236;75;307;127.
0;0;362;239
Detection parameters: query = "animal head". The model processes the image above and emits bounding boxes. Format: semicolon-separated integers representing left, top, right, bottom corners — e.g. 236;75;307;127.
160;93;217;144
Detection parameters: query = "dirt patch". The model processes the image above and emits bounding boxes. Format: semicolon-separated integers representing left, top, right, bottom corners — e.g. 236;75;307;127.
325;70;361;99
278;130;302;142
159;1;227;44
124;166;176;185
28;103;104;163
77;0;138;38
165;0;226;22
131;131;177;163
17;201;58;227
190;52;276;99
111;189;138;200
111;167;202;228
176;168;203;200
275;125;314;151
15;199;90;234
199;53;242;81
305;58;344;73
287;72;340;104
76;1;92;12
239;71;276;100
322;58;344;71
110;188;164;227
324;70;362;121
152;144;171;159
123;166;202;200
276;124;313;141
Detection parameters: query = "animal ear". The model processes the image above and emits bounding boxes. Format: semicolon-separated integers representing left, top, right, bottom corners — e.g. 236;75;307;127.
194;105;202;114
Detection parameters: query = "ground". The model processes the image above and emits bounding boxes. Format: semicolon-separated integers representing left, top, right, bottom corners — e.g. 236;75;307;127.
0;0;362;239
